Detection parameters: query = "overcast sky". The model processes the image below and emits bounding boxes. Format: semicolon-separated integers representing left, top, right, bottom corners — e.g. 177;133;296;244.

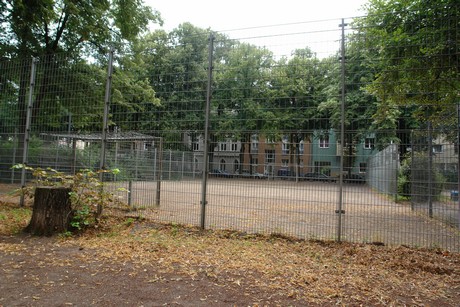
145;0;369;32
144;0;370;57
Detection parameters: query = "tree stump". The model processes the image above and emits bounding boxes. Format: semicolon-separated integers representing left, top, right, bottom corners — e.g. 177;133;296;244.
25;186;72;236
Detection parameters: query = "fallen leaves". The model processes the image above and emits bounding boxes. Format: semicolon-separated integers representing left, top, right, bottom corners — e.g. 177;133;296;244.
1;201;459;306
48;220;458;306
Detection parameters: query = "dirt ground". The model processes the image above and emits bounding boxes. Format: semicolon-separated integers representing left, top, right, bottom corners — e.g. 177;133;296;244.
1;182;460;306
1;199;460;306
1;234;306;306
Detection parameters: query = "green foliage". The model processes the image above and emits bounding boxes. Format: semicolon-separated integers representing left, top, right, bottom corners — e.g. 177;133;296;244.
398;153;446;202
0;0;162;149
1;0;161;58
354;0;459;142
0;205;31;235
398;157;411;198
12;164;126;233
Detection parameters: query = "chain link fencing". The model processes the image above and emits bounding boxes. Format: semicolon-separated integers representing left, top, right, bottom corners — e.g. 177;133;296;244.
1;12;459;251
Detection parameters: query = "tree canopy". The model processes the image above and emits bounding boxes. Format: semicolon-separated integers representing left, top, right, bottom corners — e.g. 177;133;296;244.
354;0;459;142
0;0;161;58
0;0;457;160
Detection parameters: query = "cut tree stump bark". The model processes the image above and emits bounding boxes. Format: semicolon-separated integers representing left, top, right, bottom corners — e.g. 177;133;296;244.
25;186;72;236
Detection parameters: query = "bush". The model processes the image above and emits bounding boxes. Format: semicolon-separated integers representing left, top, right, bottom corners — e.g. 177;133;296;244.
399;153;446;202
13;164;127;232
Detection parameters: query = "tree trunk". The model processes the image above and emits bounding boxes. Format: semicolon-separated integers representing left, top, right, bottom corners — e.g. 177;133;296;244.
25;187;72;236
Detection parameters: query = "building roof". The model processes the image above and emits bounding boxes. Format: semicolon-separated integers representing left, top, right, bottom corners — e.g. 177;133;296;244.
40;131;159;142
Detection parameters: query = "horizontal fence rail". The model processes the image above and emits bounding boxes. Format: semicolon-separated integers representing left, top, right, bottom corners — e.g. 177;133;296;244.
1;8;459;251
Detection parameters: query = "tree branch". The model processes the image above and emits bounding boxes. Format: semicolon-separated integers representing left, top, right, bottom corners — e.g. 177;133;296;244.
52;10;70;51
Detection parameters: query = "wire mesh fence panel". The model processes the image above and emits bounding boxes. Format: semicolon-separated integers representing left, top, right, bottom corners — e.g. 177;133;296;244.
1;5;459;251
340;5;460;251
0;58;33;185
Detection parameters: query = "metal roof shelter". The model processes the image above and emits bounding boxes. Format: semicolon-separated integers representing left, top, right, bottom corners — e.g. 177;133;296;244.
40;131;158;142
40;132;162;175
40;131;163;206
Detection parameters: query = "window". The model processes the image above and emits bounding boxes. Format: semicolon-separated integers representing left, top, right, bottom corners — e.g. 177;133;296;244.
299;141;304;154
251;134;259;151
220;159;226;171
220;143;227;151
144;142;152;151
192;142;199;151
364;138;375;149
265;150;275;163
282;143;289;155
231;143;238;151
251;158;259;173
359;162;367;173
282;159;289;167
319;135;329;148
432;145;443;153
314;161;331;175
234;159;239;172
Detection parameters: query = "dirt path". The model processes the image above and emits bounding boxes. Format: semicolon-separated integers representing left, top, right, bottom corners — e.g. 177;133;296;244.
0;234;308;307
1;204;459;307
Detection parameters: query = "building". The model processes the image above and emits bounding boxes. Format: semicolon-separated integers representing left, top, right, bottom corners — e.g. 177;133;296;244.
189;130;381;179
310;130;378;177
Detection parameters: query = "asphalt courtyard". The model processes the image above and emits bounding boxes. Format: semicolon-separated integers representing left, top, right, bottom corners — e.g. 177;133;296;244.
113;178;460;252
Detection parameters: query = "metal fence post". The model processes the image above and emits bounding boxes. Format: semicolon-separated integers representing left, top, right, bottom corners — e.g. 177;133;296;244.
97;49;114;216
411;130;415;211
457;103;460;229
200;32;215;229
11;128;18;184
428;121;433;218
100;49;114;172
19;57;38;207
156;137;163;206
336;19;347;242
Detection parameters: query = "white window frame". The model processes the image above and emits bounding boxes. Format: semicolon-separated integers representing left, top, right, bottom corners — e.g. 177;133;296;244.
319;136;329;148
364;138;375;149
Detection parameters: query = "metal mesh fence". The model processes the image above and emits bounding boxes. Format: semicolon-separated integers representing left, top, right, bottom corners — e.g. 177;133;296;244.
1;9;459;251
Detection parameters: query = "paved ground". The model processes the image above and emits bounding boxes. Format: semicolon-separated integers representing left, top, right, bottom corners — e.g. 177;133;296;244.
109;178;460;252
2;180;459;251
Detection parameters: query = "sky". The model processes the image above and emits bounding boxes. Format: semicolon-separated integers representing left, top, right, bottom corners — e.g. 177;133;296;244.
145;0;369;32
144;0;370;57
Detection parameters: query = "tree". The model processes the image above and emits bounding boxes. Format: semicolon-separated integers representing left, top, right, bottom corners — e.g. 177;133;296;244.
318;44;382;173
0;0;162;160
213;41;275;172
1;0;161;58
141;23;213;151
354;0;459;145
269;48;328;177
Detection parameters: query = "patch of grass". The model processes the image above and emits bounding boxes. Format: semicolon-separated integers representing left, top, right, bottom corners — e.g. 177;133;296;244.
0;202;32;235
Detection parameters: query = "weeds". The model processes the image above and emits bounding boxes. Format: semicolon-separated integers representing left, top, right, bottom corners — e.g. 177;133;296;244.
11;164;128;234
0;204;31;235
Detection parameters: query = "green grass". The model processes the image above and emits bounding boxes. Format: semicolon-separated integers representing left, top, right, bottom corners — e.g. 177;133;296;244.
0;204;32;235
